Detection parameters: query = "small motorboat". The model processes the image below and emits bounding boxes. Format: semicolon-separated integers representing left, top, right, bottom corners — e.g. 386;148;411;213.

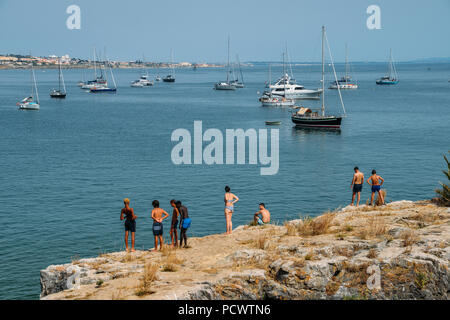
214;82;236;90
90;86;117;93
163;74;175;82
259;95;294;107
265;121;281;125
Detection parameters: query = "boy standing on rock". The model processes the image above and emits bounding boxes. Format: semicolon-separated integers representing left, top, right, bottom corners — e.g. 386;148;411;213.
350;167;364;207
367;170;385;206
120;198;137;252
151;200;169;252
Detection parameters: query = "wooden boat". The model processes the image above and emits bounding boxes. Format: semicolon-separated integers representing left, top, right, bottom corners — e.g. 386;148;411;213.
291;26;346;129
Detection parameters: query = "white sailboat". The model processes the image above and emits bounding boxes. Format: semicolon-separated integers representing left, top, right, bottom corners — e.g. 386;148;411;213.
90;57;117;92
81;48;107;89
231;54;245;88
329;44;358;89
18;62;40;110
214;36;236;90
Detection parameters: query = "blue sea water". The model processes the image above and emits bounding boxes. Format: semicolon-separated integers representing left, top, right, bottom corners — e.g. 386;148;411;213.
0;63;449;299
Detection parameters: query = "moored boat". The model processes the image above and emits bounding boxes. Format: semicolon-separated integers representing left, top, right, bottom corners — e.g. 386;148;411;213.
50;57;67;98
214;36;236;91
376;49;399;85
18;63;40;110
291;26;346;129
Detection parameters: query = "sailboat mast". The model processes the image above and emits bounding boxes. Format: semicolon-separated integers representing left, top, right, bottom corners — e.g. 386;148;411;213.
389;48;392;78
321;26;325;116
93;48;97;79
345;43;349;82
237;54;244;84
32;64;39;104
227;36;230;83
58;57;61;91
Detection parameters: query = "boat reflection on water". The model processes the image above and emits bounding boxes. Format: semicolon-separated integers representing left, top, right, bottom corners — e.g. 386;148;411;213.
292;126;341;136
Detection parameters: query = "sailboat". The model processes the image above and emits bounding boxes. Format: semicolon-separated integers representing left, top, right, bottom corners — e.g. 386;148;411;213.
163;49;176;82
50;57;67;98
81;48;107;89
214;36;236;90
376;49;399;85
90;58;117;92
18;62;40;110
291;26;346;129
329;44;358;89
231;54;245;88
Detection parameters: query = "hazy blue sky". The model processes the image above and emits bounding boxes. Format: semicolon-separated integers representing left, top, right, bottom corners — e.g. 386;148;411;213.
1;0;449;62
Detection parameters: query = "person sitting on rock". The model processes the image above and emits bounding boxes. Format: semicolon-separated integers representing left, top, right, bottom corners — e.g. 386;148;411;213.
254;203;271;225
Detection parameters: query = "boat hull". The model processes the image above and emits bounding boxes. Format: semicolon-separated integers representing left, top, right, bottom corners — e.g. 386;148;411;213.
18;103;40;110
271;89;322;100
163;78;175;83
50;91;66;98
90;88;117;93
329;84;358;89
376;80;399;85
291;115;342;128
214;83;236;90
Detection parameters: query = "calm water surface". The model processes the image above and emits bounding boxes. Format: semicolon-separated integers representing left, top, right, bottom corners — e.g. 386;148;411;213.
0;63;449;299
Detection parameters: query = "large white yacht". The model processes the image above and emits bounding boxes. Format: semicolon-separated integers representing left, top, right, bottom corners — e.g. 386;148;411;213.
265;73;322;100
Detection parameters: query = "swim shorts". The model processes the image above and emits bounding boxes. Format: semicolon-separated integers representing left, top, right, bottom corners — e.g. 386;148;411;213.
353;184;362;193
125;219;136;232
372;185;381;192
153;222;163;236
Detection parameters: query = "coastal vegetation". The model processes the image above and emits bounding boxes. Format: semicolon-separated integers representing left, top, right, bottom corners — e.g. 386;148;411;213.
435;151;450;206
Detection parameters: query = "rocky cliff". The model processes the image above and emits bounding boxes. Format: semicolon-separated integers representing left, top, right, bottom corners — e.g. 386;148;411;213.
41;200;449;300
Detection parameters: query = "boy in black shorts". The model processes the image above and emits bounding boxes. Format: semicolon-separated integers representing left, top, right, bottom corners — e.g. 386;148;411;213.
120;198;137;252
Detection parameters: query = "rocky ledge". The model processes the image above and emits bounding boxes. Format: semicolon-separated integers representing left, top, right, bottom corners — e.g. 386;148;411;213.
41;200;450;300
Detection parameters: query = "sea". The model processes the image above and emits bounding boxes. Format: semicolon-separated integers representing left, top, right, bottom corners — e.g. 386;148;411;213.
0;62;449;299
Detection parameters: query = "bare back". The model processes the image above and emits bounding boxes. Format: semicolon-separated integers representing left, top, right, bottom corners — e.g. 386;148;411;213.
353;172;364;184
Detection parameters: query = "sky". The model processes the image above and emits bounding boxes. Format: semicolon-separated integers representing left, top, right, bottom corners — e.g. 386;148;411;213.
0;0;449;63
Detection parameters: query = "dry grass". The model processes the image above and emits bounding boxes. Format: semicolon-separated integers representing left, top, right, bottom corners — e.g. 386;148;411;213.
254;234;268;250
135;263;158;296
367;249;378;259
161;251;184;272
409;211;442;224
121;253;136;263
284;222;297;236
334;246;353;257
304;250;315;261
357;216;387;239
297;213;335;236
400;230;419;247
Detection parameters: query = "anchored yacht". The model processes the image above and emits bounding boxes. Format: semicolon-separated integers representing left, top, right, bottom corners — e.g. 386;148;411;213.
265;73;322;100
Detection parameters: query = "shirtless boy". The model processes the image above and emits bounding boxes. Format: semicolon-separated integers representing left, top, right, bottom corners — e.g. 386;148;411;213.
350;166;364;207
169;199;179;247
367;170;385;206
151;200;169;251
120;198;137;252
254;203;271;225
